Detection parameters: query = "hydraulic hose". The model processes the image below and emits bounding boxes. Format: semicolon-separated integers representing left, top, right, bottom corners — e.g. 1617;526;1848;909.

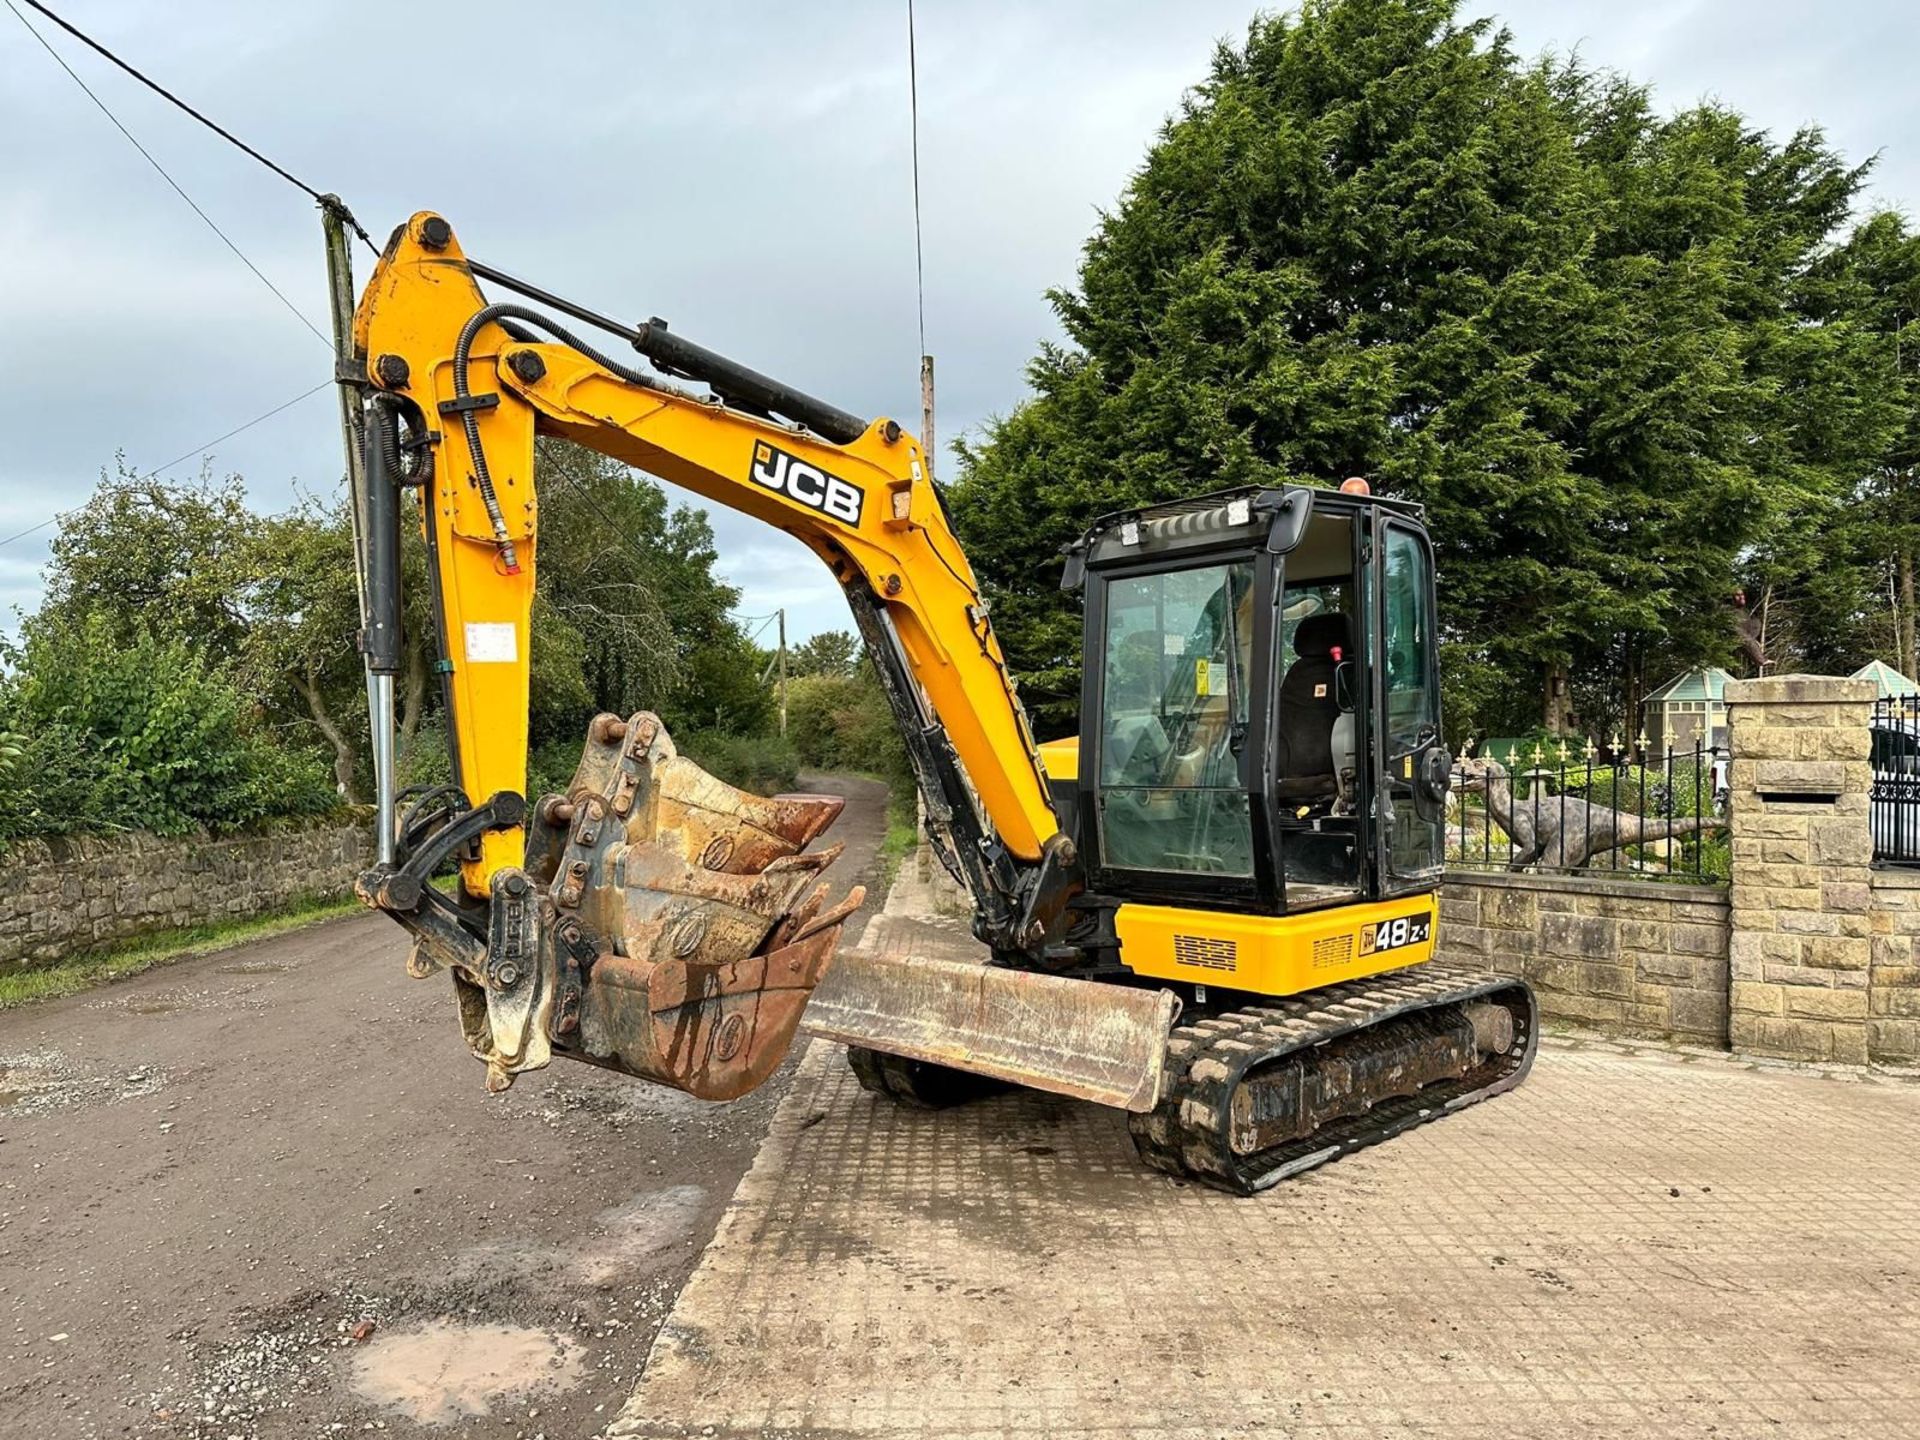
450;302;700;574
450;308;522;572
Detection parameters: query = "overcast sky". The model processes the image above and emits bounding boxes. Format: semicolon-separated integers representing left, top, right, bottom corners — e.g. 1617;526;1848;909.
2;0;1915;644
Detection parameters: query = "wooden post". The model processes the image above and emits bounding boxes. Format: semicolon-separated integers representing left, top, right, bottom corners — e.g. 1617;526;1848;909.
920;354;936;481
777;608;788;739
320;197;369;601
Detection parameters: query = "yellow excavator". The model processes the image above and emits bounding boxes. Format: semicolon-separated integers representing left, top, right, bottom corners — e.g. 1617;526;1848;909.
343;213;1535;1194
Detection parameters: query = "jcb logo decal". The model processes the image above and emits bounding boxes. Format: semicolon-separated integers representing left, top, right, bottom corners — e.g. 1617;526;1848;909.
750;442;863;525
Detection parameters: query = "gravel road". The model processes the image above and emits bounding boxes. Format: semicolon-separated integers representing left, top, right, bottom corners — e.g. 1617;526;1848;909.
0;773;890;1440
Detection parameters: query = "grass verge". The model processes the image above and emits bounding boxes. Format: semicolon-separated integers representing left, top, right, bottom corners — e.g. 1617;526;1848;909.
0;894;361;1010
880;786;921;880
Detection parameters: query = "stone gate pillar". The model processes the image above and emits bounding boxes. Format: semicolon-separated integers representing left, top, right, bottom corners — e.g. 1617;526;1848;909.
1724;676;1877;1064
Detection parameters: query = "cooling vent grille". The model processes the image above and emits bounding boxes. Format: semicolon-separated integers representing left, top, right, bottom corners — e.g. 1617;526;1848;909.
1312;934;1354;969
1173;934;1238;972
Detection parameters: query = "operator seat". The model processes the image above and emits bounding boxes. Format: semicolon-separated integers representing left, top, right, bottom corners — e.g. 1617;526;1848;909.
1273;612;1349;803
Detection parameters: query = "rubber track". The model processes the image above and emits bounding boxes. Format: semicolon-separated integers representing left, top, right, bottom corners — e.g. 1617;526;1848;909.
1128;962;1538;1195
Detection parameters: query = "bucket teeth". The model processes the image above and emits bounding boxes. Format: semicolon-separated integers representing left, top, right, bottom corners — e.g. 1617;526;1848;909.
650;758;846;869
478;710;866;1101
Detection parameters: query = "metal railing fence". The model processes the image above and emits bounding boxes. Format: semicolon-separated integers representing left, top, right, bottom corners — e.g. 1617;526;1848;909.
1448;735;1729;883
1871;695;1920;866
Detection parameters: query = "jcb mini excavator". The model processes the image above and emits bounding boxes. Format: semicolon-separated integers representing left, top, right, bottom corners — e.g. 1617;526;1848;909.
343;214;1536;1194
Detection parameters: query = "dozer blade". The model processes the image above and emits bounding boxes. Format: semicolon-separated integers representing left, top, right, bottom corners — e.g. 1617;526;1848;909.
801;947;1179;1113
389;711;864;1099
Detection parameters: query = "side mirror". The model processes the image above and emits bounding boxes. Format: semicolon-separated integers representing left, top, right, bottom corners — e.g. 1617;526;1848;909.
1059;546;1086;592
1259;489;1312;555
1414;745;1452;822
1334;660;1357;713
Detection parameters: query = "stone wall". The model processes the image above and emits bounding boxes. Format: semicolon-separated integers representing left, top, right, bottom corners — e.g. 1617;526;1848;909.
1440;872;1730;1045
0;815;371;972
1441;675;1917;1070
1868;869;1920;1066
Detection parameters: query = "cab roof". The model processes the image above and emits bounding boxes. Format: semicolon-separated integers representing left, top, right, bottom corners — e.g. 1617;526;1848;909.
1061;483;1425;588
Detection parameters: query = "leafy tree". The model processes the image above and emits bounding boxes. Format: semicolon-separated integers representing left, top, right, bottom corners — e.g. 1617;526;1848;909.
527;440;678;741
235;498;445;800
40;474;435;801
0;612;334;839
789;629;859;679
667;628;777;736
43;461;256;653
950;0;1899;742
531;439;768;738
30;439;755;809
1743;213;1920;677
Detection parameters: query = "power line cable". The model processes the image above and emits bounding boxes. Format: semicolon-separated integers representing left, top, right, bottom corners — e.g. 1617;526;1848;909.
5;0;334;350
906;0;927;360
0;378;334;550
13;0;374;250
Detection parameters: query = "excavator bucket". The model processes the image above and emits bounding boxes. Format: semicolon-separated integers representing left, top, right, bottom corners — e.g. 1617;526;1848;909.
409;712;864;1098
802;947;1178;1113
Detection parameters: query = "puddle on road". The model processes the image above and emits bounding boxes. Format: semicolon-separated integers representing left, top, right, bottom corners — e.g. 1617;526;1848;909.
0;1088;25;1109
347;1320;584;1424
575;1183;707;1283
214;961;289;976
92;983;272;1015
440;1183;711;1292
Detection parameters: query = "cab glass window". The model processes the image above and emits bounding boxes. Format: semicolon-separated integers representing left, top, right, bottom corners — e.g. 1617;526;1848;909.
1381;525;1442;879
1097;562;1254;877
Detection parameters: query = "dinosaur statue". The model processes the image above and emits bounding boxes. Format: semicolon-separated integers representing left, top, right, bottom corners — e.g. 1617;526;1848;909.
1452;754;1726;871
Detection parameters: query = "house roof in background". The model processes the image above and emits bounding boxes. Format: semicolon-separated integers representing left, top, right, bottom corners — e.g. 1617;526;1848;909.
1643;666;1736;706
1851;660;1920;697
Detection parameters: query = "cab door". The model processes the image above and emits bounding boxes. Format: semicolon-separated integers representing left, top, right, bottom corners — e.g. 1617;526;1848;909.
1371;517;1447;891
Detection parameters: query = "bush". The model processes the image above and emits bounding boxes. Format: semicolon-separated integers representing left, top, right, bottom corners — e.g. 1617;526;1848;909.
527;737;587;802
786;672;912;792
0;615;337;840
785;675;858;769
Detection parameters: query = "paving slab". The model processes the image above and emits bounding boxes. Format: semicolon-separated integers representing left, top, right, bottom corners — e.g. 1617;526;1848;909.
611;878;1920;1440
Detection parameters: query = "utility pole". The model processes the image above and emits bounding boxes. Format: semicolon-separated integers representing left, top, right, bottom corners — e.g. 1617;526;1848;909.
320;195;389;830
920;354;936;481
777;608;789;739
320;196;368;599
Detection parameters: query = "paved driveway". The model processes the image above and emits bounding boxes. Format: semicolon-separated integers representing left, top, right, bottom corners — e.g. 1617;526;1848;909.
611;892;1920;1440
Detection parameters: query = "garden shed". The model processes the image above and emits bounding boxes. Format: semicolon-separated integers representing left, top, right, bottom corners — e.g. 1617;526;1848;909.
1642;666;1733;752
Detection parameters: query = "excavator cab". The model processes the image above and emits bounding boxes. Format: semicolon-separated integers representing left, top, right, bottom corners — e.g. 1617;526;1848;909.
1077;487;1449;898
1046;486;1455;1000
